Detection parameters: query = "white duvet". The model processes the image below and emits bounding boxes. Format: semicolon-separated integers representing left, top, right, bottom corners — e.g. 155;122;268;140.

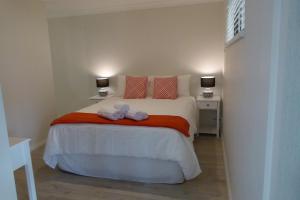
44;96;201;180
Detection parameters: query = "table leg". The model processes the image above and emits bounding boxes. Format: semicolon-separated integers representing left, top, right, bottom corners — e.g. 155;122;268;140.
23;142;37;200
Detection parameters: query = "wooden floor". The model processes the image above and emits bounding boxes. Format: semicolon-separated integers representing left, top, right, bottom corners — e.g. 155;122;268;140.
15;136;228;200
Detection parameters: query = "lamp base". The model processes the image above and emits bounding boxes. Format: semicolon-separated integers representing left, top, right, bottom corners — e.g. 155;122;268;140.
98;90;108;97
202;91;214;98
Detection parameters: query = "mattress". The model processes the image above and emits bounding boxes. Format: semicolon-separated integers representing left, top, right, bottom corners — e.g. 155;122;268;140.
44;96;201;182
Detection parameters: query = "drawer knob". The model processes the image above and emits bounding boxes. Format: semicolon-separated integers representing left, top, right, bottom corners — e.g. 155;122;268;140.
206;104;210;107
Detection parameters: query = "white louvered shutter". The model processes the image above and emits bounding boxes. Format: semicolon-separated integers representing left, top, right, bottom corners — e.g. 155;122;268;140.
226;0;245;43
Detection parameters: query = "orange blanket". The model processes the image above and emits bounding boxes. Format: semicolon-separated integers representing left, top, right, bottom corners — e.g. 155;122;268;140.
51;112;190;137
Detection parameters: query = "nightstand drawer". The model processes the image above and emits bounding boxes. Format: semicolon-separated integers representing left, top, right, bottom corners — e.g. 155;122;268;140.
198;101;218;110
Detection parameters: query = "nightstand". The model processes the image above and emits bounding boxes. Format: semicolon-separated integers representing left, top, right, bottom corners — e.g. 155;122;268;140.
89;95;112;103
196;95;221;138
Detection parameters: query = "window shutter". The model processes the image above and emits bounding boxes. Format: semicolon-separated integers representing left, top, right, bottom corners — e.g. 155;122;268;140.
226;0;245;43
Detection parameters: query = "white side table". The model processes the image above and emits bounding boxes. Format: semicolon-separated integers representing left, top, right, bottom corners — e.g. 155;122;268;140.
89;95;112;103
196;95;221;138
9;137;37;200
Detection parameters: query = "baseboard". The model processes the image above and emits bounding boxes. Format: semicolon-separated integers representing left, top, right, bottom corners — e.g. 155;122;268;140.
30;138;47;151
222;139;233;200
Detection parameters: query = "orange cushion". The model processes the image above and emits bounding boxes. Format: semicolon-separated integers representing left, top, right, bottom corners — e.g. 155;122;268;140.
153;76;177;99
124;76;148;99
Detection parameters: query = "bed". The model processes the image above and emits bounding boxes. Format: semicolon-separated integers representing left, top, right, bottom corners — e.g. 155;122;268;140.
43;96;201;184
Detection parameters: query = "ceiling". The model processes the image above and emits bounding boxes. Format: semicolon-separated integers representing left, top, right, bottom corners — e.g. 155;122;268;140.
42;0;223;18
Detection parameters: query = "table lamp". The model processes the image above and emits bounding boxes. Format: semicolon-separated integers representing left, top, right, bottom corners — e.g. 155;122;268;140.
201;76;215;98
96;77;109;97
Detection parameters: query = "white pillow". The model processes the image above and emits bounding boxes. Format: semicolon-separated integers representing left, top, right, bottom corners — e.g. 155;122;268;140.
178;75;191;96
148;75;191;97
114;75;126;97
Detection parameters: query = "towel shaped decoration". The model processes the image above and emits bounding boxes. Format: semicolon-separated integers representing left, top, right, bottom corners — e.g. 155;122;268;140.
113;102;130;114
126;110;149;121
97;106;125;120
98;102;149;121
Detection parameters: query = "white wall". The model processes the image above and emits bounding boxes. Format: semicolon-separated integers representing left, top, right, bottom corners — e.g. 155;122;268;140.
223;0;276;199
267;0;300;199
0;0;55;148
48;3;225;115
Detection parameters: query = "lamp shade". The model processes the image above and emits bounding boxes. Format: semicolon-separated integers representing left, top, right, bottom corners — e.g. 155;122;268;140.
201;76;215;88
96;77;109;88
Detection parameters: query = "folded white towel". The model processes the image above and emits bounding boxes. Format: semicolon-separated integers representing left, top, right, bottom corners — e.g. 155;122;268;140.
98;103;148;121
98;112;125;120
126;110;149;121
114;102;130;114
97;106;125;120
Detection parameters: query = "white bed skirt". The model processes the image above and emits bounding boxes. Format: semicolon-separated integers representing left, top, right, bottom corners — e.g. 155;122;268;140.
57;154;185;184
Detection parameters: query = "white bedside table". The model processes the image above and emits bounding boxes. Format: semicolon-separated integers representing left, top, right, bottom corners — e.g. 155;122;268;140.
196;95;221;138
89;95;112;103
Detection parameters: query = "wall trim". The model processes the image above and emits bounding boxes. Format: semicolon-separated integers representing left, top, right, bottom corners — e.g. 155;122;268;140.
46;0;223;18
30;138;47;151
222;139;233;200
